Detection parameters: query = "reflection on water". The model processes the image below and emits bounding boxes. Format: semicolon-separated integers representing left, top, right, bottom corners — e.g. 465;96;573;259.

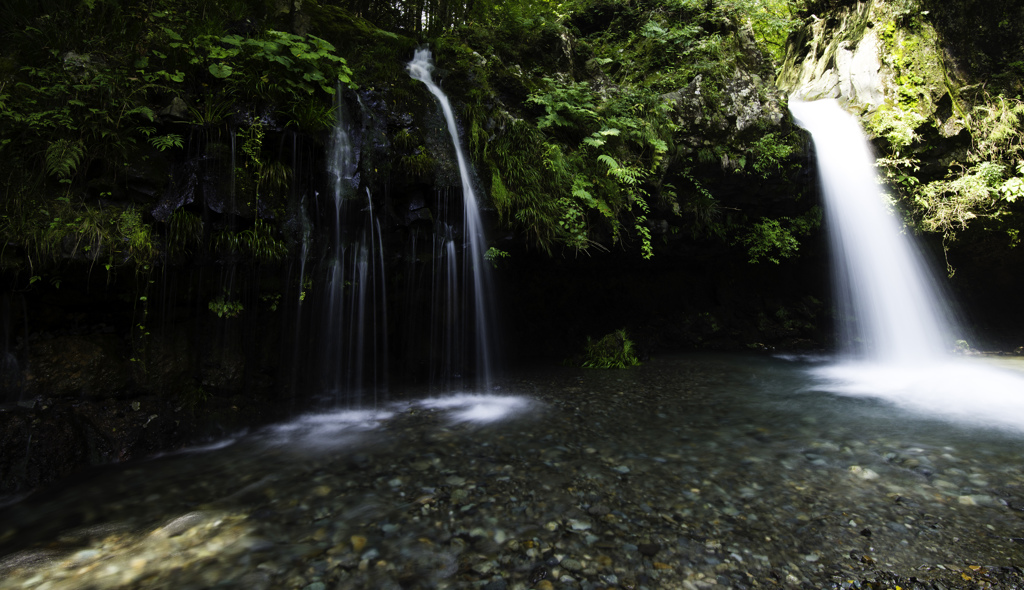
1;355;1023;589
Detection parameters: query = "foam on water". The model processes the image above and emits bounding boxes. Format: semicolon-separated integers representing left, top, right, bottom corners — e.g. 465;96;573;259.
260;409;394;448
811;359;1024;432
414;394;533;424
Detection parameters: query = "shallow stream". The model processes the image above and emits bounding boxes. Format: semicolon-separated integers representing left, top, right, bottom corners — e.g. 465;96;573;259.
2;354;1023;589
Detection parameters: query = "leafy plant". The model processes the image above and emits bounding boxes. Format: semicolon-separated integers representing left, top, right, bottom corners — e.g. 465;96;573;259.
148;134;184;152
209;297;243;318
116;207;157;268
214;219;288;263
738;208;821;264
581;328;642;369
182;30;355;99
484;246;511;267
167;210;204;258
44;139;86;179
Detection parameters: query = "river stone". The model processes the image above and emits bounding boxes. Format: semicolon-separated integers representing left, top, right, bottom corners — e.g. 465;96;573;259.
560;557;583;572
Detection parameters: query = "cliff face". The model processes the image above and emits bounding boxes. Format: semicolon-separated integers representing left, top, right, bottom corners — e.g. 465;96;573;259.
777;0;954;137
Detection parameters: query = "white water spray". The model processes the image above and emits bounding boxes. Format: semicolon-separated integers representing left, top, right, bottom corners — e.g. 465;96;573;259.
792;98;1024;432
408;48;495;388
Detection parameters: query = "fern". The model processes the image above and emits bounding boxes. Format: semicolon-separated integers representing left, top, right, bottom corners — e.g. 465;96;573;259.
597;154;619;171
149;134;184;152
44;139;85;178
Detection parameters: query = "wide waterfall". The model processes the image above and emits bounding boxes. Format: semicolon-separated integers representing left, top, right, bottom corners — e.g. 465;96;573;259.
313;93;388;403
792;99;1024;431
408;48;496;389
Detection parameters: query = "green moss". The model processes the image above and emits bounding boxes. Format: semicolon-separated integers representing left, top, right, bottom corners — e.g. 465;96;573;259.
401;151;436;178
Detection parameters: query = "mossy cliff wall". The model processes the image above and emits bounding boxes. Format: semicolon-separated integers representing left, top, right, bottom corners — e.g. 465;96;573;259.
8;0;1024;494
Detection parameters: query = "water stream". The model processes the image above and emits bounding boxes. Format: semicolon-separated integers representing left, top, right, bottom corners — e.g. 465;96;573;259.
2;355;1024;588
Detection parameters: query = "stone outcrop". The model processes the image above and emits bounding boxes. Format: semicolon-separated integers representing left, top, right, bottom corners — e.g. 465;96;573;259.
777;2;886;111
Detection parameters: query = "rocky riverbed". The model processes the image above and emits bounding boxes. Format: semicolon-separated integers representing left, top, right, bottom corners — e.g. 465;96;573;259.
1;353;1023;589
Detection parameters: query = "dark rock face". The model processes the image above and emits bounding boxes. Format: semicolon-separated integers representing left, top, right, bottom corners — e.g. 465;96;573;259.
923;0;1024;87
0;393;277;497
24;334;131;400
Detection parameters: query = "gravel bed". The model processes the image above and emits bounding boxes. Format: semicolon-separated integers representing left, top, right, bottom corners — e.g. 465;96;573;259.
1;353;1023;589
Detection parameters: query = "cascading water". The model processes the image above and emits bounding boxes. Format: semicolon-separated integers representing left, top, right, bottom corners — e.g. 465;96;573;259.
407;48;496;389
792;98;1024;431
790;99;954;362
314;92;388;404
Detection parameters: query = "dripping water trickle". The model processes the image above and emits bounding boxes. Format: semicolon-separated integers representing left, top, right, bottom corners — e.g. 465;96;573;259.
316;89;388;405
408;48;497;390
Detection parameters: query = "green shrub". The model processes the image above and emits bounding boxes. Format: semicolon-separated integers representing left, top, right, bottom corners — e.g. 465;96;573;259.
582;328;642;369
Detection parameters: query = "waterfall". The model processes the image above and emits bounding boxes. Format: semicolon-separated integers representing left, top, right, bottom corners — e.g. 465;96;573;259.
315;92;388;404
794;98;1024;432
790;99;955;362
408;48;496;389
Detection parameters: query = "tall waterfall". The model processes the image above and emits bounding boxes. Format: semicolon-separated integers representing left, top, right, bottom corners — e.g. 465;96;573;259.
794;98;1024;432
408;48;496;389
790;99;954;362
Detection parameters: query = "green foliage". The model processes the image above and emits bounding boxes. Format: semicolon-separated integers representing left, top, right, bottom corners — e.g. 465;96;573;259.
401;150;436;178
0;0;361;280
868;105;927;150
232;118;290;218
148;134;184;152
484;247;511;268
508;78;675;256
214;220;288;263
44;139;86;179
167;210;204;259
908;96;1024;239
116;207;156;268
209;297;244;318
750;132;795;175
738;208;821;264
740;0;805;63
528;80;599;131
180;30;355;99
282;99;336;132
581;328;641;369
454;0;807;257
